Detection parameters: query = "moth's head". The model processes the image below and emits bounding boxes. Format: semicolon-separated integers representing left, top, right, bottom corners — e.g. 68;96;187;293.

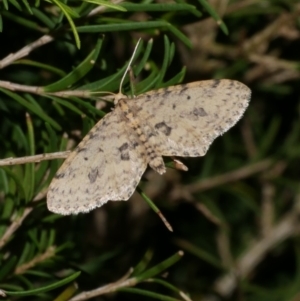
114;92;127;105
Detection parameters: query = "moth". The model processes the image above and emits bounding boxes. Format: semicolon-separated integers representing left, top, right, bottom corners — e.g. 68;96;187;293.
47;79;251;215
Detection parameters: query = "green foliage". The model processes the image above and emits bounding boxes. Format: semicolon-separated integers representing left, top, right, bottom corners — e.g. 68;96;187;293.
1;0;300;300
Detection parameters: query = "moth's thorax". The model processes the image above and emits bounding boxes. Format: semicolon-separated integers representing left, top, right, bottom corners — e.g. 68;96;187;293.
117;97;166;175
113;92;127;105
118;98;131;115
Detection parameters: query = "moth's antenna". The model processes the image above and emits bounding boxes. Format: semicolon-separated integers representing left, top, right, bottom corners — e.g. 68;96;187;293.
118;38;141;94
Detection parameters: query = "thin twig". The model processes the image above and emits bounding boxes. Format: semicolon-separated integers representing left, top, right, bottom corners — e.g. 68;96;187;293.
0;151;70;167
248;54;299;71
0;208;33;249
241;118;257;158
186;159;273;193
193;202;224;226
33;188;49;202
0;1;126;69
0;35;54;69
0;80;102;99
213;197;300;297
0;175;51;249
260;182;275;237
14;246;56;275
70;269;136;301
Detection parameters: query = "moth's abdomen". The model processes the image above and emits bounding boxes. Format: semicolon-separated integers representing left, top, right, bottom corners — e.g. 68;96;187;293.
120;99;166;174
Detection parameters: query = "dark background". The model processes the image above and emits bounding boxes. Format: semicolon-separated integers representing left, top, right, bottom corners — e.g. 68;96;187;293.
0;1;300;300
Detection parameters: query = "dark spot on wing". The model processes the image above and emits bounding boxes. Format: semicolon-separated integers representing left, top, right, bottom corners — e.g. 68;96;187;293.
179;84;188;94
226;118;233;124
88;167;98;183
163;90;171;97
215;125;224;134
187;95;191;100
172;104;176;109
55;173;65;179
77;147;87;153
119;142;130;161
148;132;155;138
132;141;139;148
155;121;172;136
211;79;221;88
147;149;155;157
119;143;129;151
193;107;207;117
88;132;99;140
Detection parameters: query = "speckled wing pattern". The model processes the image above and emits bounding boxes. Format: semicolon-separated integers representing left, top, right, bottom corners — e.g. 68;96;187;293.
47;79;251;215
131;79;250;157
47;107;148;215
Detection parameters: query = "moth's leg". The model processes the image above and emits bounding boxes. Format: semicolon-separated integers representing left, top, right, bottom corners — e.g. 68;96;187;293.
171;157;188;171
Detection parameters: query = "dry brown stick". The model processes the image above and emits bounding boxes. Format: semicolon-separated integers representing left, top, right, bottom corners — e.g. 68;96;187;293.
0;80;117;101
70;266;190;301
260;183;275;238
0;183;53;250
0;1;125;68
213;198;300;297
226;0;262;13
0;208;33;249
186;159;273;193
0;187;53;250
242;11;297;54
71;252;186;300
216;227;234;270
0;80;100;98
0;151;70;167
14;246;56;275
0;35;54;69
248;54;299;71
241;118;258;158
0;1;126;69
69;269;136;301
